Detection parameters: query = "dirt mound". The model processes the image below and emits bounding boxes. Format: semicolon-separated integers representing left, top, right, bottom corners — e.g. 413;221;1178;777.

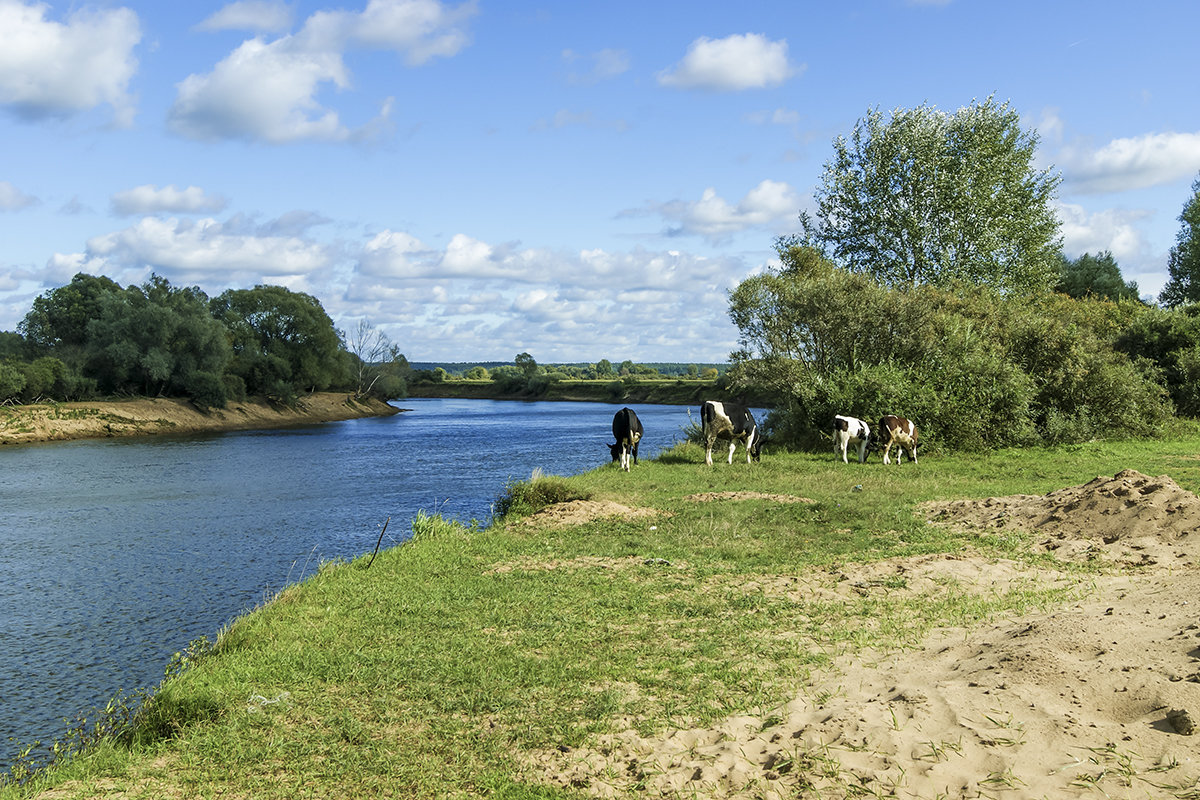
685;491;815;504
526;470;1200;798
923;469;1200;566
514;500;664;528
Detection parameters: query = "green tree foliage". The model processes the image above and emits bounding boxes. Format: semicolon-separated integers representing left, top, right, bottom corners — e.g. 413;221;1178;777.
728;243;1170;450
1159;176;1200;308
0;359;26;402
1115;305;1200;416
514;352;538;378
801;96;1062;293
85;276;231;405
211;285;345;402
1056;251;1141;302
19;273;122;355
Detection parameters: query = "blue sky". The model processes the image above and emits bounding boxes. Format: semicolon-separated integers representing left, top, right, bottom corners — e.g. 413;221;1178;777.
2;0;1198;363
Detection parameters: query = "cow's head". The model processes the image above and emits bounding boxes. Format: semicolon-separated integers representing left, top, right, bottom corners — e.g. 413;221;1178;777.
749;429;764;462
608;441;622;462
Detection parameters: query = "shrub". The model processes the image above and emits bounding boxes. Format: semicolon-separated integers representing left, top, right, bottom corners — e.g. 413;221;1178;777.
494;474;590;519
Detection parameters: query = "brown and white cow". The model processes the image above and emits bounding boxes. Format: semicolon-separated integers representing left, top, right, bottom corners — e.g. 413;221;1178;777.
701;400;762;465
833;415;871;463
878;415;918;464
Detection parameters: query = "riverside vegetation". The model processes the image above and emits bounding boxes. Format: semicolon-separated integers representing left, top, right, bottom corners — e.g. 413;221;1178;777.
7;427;1200;798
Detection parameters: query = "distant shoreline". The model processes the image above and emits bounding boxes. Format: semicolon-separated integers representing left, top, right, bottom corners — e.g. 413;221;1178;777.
0;392;400;446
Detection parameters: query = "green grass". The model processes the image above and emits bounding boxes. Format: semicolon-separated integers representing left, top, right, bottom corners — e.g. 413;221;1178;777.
7;432;1200;798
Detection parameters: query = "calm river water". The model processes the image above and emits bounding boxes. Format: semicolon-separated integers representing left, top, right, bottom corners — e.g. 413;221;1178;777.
0;398;701;771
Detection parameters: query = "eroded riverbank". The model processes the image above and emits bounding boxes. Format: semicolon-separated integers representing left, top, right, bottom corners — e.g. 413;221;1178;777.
0;393;398;446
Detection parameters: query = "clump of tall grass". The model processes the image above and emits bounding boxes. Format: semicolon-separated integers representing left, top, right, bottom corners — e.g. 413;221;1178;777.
493;468;591;519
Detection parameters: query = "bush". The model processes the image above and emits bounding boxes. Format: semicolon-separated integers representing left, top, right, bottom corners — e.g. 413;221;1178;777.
730;247;1171;450
494;474;590;519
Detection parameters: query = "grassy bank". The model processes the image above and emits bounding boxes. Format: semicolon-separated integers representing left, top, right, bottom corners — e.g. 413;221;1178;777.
7;430;1200;798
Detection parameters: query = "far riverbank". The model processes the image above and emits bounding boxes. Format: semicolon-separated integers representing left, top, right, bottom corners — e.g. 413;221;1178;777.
0;392;399;446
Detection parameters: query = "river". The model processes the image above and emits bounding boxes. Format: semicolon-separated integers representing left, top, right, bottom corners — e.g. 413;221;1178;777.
0;398;705;772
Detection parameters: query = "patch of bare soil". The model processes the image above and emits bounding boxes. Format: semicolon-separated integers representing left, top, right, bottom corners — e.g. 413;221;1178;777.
514;499;665;528
0;393;397;445
685;491;815;504
526;470;1200;799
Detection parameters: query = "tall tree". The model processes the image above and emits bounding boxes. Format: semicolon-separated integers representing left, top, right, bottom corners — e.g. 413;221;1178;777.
19;273;122;354
1056;251;1141;302
1159;176;1200;308
211;285;344;399
344;319;406;399
801;96;1062;293
85;275;230;404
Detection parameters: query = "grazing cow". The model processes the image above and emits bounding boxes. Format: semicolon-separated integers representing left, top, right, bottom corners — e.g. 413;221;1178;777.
833;415;871;463
700;400;762;465
609;407;643;471
878;415;919;464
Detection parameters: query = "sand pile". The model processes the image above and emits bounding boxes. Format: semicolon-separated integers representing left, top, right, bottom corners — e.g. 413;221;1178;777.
527;470;1200;798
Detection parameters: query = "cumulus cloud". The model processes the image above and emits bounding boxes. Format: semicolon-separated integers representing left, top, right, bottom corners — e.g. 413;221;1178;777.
657;33;797;91
647;179;800;241
1059;131;1200;194
0;180;37;210
55;215;333;290
1055;200;1170;297
171;0;476;143
169;37;351;143
196;1;294;33
302;0;477;65
345;230;753;360
110;184;228;216
0;0;140;125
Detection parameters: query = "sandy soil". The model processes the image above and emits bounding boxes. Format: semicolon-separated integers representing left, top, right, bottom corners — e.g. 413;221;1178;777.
527;469;1200;799
0;392;398;445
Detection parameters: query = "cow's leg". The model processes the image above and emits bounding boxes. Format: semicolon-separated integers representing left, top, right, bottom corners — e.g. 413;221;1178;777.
882;442;892;465
727;441;736;465
704;439;714;466
836;435;848;463
908;442;917;465
856;441;868;463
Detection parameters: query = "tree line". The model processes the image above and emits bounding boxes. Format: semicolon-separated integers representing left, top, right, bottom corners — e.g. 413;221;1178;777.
0;274;409;407
728;97;1200;451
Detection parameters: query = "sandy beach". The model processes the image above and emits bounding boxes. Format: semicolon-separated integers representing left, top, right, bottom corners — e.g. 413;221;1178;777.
528;469;1200;798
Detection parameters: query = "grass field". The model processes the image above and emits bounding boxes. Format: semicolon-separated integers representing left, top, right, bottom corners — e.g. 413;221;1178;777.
7;427;1200;799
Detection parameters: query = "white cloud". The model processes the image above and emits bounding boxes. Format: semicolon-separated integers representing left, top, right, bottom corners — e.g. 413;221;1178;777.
64;215;333;288
111;184;228;216
345;231;754;360
1059;131;1200;194
657;33;797;91
169;37;351;143
0;180;37;210
300;0;477;65
196;1;294;33
170;0;475;143
652;179;800;241
1057;201;1154;269
0;0;140;125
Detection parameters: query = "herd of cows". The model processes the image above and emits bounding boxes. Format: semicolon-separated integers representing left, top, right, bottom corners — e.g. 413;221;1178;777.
607;402;920;470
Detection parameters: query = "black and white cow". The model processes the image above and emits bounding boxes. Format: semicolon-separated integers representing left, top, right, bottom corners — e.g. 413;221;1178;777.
878;415;919;464
700;400;762;465
609;407;643;471
833;415;871;464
